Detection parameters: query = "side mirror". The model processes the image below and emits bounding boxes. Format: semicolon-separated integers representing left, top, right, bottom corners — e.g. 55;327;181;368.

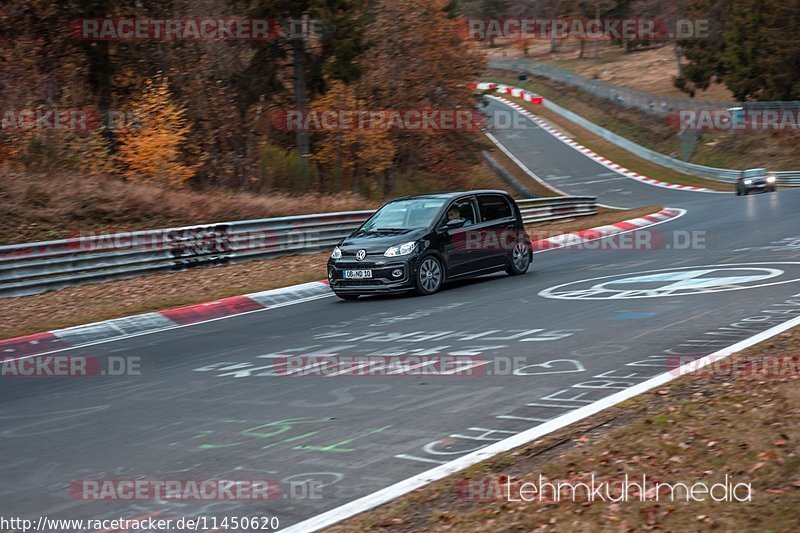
445;218;466;230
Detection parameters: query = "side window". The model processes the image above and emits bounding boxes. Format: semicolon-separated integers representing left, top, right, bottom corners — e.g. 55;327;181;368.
443;198;477;227
477;195;513;222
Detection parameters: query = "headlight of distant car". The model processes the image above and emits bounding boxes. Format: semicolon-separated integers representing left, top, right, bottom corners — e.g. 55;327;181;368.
744;179;753;185
384;241;417;257
767;175;777;183
331;246;342;260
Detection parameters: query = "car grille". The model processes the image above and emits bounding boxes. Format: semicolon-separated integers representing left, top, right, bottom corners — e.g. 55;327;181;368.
336;261;382;269
337;279;383;287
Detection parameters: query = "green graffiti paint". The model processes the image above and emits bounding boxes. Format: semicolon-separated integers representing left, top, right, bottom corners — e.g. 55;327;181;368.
295;425;393;453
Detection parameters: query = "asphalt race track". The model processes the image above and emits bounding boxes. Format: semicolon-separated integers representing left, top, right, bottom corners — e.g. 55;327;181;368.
482;98;717;208
3;99;800;530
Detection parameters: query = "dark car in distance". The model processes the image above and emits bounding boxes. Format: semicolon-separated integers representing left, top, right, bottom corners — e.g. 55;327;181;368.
327;190;533;300
736;168;776;195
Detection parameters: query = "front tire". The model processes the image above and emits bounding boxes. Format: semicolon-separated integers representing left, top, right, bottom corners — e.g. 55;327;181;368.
507;241;531;275
415;255;444;295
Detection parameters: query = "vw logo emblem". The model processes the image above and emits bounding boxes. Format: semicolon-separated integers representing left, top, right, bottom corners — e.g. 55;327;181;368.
356;250;367;261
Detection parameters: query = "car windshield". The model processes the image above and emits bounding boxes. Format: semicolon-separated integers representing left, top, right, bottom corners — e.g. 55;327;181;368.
360;199;447;231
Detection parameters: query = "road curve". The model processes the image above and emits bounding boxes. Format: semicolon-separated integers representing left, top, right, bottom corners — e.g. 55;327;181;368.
2;101;800;530
483;97;724;208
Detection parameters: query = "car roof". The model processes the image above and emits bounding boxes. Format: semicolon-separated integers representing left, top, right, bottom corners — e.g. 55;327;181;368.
390;190;510;202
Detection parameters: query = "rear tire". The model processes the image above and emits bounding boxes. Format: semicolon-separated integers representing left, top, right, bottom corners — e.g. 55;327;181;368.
415;255;444;296
506;241;531;276
334;292;359;301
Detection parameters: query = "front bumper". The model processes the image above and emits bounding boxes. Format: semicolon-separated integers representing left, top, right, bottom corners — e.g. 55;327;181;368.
743;180;774;191
327;255;418;294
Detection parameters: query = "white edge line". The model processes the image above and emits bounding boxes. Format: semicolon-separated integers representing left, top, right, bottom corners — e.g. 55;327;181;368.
484;131;570;198
284;312;800;533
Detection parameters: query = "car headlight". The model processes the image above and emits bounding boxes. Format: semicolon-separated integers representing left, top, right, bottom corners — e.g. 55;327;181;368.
767;175;777;183
331;246;342;260
384;241;417;257
744;179;753;185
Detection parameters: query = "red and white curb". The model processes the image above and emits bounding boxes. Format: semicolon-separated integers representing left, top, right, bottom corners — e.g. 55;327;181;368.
0;281;333;360
487;92;716;193
472;81;543;105
0;208;684;359
530;207;685;252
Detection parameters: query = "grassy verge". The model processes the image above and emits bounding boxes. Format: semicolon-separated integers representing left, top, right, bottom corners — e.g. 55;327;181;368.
0;206;661;340
331;326;800;531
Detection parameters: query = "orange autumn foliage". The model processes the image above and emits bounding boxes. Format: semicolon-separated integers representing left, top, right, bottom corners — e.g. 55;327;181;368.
115;75;198;187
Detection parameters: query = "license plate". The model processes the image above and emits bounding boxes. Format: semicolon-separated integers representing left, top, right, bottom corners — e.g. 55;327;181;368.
344;270;373;279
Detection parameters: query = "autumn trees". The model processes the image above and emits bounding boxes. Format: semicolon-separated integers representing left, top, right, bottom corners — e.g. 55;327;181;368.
677;0;800;101
114;75;197;186
1;0;485;197
310;0;484;195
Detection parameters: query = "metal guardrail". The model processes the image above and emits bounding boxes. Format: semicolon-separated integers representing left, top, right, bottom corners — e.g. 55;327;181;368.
542;99;799;187
0;197;597;298
517;197;596;225
542;98;744;184
489;57;800;116
773;171;800;187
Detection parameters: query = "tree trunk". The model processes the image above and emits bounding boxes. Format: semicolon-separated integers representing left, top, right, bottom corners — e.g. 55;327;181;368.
549;34;559;53
592;3;600;59
292;37;311;191
674;43;683;75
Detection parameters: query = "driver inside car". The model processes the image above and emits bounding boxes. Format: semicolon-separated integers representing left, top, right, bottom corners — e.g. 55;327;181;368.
447;206;472;226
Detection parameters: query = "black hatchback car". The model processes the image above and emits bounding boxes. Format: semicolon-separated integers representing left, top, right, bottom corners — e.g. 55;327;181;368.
327;190;533;300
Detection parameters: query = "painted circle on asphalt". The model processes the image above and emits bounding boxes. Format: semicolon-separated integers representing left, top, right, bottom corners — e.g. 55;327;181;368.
539;263;800;300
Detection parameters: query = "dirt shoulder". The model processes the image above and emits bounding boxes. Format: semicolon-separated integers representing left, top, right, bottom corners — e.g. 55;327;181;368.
487;41;734;102
331;326;800;532
0;206;659;340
